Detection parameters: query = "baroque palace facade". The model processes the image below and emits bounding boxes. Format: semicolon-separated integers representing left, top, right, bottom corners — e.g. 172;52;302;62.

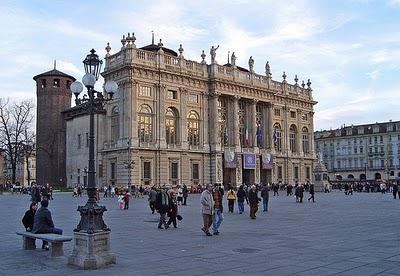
64;33;316;189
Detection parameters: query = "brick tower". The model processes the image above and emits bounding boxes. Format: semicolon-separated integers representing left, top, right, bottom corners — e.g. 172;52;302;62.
33;62;75;187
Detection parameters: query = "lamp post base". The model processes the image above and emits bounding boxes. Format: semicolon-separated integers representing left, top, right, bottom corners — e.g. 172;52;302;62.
68;231;116;270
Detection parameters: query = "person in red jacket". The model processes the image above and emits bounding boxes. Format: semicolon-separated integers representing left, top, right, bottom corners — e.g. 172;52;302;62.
123;191;131;210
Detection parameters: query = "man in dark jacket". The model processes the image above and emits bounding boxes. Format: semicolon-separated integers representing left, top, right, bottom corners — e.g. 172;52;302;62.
32;199;63;250
248;185;260;219
236;185;247;214
148;186;158;213
182;184;189;205
308;182;315;202
392;182;399;199
155;187;170;229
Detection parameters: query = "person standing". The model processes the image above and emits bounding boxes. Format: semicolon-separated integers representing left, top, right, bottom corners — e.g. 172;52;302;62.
248;185;260;219
123;191;131;210
299;184;304;203
155;187;170;229
212;184;223;235
182;184;189;206
177;185;183;205
200;184;214;236
226;187;236;213
236;185;247;214
32;199;63;250
273;182;280;196
260;185;269;212
392;182;398;199
148;186;157;214
308;182;315;202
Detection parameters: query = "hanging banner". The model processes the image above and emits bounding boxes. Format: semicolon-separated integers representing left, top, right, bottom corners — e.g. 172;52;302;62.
224;150;237;168
262;153;273;169
243;153;256;169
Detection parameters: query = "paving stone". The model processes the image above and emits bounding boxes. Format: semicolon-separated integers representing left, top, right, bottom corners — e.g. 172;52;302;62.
0;191;399;275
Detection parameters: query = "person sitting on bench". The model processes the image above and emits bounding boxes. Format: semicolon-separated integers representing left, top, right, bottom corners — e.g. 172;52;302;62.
22;201;37;232
32;199;63;250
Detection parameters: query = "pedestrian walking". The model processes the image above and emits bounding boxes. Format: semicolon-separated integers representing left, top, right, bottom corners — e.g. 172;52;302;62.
167;192;178;228
236;185;247;214
148;186;157;213
226;187;236;213
260;185;269;212
212;184;223;235
273;182;280;196
248;185;260;219
200;184;214;236
155;187;170;229
392;182;398;199
308;183;315;202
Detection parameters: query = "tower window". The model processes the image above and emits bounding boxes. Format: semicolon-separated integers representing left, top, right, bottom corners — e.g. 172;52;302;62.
53;78;60;87
41;79;47;88
66;80;71;89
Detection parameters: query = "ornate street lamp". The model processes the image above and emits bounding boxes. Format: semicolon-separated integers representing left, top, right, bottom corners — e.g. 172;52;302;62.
68;49;117;269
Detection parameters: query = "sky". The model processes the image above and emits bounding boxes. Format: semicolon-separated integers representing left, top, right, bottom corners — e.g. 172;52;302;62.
1;0;400;131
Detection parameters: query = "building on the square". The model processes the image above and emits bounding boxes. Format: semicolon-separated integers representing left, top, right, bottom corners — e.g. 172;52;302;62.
61;33;317;189
3;147;36;186
314;120;400;182
34;64;75;187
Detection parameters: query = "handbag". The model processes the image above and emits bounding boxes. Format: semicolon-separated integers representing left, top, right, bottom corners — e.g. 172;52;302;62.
177;215;183;221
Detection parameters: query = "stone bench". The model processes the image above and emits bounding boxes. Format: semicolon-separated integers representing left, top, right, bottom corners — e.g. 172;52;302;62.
16;231;72;257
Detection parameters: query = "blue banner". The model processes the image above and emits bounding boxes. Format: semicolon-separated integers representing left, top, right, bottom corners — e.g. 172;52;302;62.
243;153;256;169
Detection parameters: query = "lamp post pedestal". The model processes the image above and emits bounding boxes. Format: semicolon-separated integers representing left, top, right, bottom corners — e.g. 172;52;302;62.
68;231;116;269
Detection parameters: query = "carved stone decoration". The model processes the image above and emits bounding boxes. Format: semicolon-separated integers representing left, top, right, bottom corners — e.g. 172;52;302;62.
236;155;242;185
201;50;206;64
217;155;222;183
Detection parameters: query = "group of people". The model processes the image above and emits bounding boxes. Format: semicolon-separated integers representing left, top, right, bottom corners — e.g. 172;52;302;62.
152;186;184;229
22;199;63;250
31;184;53;203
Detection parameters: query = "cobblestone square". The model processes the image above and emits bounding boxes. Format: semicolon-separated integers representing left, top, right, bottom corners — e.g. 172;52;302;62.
1;191;399;275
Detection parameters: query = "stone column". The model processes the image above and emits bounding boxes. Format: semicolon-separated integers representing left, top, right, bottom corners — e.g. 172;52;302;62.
297;109;303;156
310;111;315;155
202;91;209;149
129;80;138;146
267;103;274;151
180;88;188;148
233;95;240;151
157;84;167;149
209;93;219;151
251;99;258;149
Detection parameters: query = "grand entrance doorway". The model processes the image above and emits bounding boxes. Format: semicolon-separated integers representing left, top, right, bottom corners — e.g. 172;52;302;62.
242;169;255;185
223;168;236;190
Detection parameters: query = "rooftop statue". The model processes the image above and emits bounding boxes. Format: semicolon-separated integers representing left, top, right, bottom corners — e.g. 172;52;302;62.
210;45;219;64
249;56;254;72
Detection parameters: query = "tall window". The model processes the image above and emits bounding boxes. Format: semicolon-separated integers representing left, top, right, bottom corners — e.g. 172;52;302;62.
170;161;179;186
138;105;153;143
289;125;297;153
110;162;116;186
77;134;81;149
294;166;299;180
302;127;309;154
274;123;282;152
111;106;119;143
306;167;310;180
218;97;227;146
277;166;283;179
166;107;178;145
143;161;151;185
187;110;200;146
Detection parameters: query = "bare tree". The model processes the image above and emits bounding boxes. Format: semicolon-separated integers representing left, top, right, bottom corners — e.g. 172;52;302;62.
0;99;34;184
21;127;35;186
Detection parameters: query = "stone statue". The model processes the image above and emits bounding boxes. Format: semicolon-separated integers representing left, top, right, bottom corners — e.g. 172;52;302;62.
316;152;323;163
231;52;236;66
249;56;254;72
265;61;271;76
210;45;219;64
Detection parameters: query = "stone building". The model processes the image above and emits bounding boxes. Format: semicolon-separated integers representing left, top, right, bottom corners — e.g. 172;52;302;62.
34;64;75;187
65;33;316;189
314;120;400;181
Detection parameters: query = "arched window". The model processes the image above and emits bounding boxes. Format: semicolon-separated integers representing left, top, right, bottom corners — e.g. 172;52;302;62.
289;125;297;153
187;111;200;146
138;105;153;143
166;107;178;145
111;106;119;142
273;123;282;152
302;127;310;154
